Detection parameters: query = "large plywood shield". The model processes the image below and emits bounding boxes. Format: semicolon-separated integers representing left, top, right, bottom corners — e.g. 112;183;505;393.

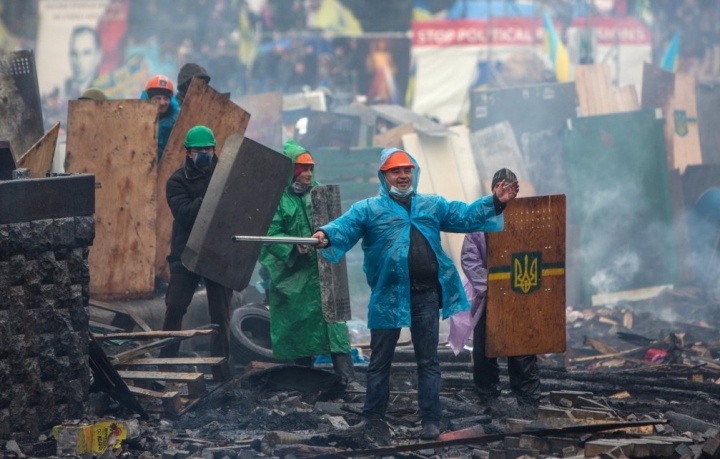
486;195;566;357
182;136;291;291
66;100;158;299
311;185;351;323
0;50;44;161
156;78;251;281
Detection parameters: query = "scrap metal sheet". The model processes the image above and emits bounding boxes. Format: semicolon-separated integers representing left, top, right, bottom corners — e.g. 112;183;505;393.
182;136;291;291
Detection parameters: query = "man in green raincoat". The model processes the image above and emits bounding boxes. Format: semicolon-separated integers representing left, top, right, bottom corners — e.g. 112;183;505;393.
259;141;356;385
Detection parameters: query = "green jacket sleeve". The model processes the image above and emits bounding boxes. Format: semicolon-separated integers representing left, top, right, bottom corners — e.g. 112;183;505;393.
264;199;296;264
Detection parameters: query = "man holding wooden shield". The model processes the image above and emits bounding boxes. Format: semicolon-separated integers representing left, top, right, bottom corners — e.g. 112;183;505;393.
311;148;519;440
160;126;233;360
461;169;541;409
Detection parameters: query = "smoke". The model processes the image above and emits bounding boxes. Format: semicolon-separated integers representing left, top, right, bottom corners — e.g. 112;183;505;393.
589;251;641;294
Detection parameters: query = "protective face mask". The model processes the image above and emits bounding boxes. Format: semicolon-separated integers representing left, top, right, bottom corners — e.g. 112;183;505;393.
193;152;212;168
291;181;312;195
389;185;414;197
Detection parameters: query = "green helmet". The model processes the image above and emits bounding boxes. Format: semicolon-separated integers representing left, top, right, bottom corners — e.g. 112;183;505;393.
184;125;217;148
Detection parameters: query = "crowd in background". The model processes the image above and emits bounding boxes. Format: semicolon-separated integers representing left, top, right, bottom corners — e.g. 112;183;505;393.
2;0;720;131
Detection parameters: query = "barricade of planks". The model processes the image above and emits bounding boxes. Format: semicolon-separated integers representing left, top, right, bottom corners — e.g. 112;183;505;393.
93;327;233;416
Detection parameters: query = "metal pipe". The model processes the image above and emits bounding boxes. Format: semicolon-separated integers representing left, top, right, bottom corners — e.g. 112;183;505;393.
232;235;326;245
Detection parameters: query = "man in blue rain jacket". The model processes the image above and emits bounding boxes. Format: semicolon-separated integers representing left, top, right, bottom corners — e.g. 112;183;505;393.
311;148;519;439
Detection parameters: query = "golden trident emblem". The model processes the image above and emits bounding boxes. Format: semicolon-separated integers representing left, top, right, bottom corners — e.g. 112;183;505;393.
513;253;539;294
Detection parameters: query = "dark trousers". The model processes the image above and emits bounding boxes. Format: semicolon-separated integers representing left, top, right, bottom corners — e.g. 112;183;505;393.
472;308;540;405
363;289;441;424
159;270;233;359
293;353;356;384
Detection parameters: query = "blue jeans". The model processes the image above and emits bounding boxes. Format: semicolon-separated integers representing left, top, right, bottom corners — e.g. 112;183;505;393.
363;289;441;424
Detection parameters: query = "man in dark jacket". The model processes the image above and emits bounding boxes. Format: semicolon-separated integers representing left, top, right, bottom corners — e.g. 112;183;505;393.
176;63;211;106
160;125;233;360
461;168;541;409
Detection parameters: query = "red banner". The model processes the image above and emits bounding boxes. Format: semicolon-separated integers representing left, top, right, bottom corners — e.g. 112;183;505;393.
412;16;650;47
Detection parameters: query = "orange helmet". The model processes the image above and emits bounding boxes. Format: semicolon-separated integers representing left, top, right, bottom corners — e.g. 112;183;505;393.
380;151;415;171
295;152;315;165
146;75;174;93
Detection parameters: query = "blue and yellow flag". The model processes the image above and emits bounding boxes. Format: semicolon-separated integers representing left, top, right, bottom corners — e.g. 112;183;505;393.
660;30;681;72
313;0;363;36
542;11;570;82
405;59;416;108
238;6;258;70
413;0;433;20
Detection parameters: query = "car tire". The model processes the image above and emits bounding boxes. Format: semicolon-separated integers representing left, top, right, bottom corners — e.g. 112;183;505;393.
229;304;276;365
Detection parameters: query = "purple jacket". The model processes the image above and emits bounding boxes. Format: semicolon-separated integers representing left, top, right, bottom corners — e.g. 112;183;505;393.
448;232;488;354
461;232;488;316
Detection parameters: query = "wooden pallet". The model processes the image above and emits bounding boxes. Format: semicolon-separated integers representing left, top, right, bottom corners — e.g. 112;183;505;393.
93;326;233;416
118;356;231;384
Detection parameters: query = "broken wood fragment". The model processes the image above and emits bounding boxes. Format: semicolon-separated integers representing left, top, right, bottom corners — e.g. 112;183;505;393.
568;347;646;363
119;357;226;367
94;329;216;340
584;336;618;355
118;371;206;397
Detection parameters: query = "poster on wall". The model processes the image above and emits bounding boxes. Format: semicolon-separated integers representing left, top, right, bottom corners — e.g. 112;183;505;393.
357;38;411;106
410;17;651;124
36;0;133;101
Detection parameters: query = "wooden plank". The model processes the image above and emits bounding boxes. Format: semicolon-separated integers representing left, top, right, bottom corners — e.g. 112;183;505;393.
156;78;251;281
591;285;673;306
113;332;208;364
486;195;566;357
120;357;225;366
671;73;703;173
312;185;351;322
575;64;638;116
181;136;290;291
127;385;179;399
616;85;640;112
119;371;207;397
372;123;414;149
118;371;205;381
16;122;59;178
94;329;216;341
66;100;157;299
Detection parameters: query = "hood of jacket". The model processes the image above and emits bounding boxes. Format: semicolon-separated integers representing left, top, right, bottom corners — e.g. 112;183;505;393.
377;148;421;197
283;140;320;188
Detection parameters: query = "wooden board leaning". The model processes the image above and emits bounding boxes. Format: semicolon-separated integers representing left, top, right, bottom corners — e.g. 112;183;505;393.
16;121;59;178
486;195;567;357
66;100;158;299
156;78;251;281
312;185;352;323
